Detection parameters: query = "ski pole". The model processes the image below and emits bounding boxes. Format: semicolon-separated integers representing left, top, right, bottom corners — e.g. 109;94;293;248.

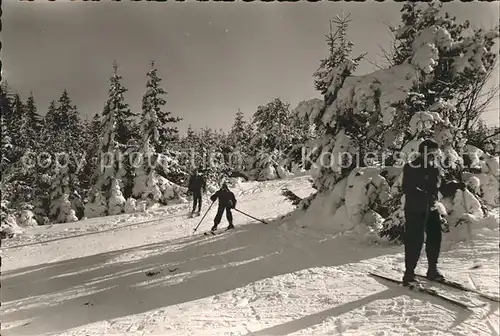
234;208;268;224
193;200;215;233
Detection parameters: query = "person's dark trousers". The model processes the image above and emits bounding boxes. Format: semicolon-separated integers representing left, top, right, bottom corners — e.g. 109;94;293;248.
404;209;442;279
192;190;202;213
212;205;233;230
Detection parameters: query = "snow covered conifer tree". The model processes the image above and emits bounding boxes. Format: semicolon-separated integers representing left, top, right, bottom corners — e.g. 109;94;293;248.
49;166;79;223
79;113;102;195
107;62;138;147
87;64;132;217
377;2;500;242
228;109;252;172
229;109;252;150
248;98;295;180
294;6;499;242
9;93;42;153
132;62;184;207
38;91;84;222
0;82;14;125
284;99;323;173
140;62;182;182
25;92;43;136
55;90;83;151
140;61;182;153
0;115;12;172
42;100;58;139
104;64;139;198
9;94;31;157
0;91;13;172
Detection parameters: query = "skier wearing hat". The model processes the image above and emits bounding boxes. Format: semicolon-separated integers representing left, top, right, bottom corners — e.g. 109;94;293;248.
210;182;237;231
402;139;465;286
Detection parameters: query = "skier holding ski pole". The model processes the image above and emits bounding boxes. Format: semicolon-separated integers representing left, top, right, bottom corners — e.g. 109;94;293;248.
209;183;237;232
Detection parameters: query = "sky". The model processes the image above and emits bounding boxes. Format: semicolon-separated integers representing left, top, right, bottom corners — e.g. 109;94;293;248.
2;0;499;134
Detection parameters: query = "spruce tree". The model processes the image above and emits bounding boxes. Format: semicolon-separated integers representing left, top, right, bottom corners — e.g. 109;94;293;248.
131;62;184;206
25;92;43;135
251;98;294;156
229;109;252;150
79;113;102;194
0;115;12;173
108;62;137;147
56;90;83;151
0;82;14;124
395;2;496;133
291;6;499;243
49;166;78;223
87;63;135;216
247;98;297;180
178;125;200;178
140;61;181;153
92;103;120;199
9;94;30;157
42;91;83;222
40;100;63;152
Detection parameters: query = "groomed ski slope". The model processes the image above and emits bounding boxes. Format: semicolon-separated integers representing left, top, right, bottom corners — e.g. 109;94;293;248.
1;175;499;336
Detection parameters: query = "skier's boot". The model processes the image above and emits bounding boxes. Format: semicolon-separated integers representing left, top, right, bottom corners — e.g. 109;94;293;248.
226;223;235;230
426;267;445;282
210;224;218;232
402;271;419;287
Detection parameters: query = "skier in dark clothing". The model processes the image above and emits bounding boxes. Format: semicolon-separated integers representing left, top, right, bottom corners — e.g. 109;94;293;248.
210;183;237;231
402;139;465;286
188;169;207;215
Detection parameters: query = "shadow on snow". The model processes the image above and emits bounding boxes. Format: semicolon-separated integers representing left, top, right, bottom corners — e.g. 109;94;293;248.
1;218;472;335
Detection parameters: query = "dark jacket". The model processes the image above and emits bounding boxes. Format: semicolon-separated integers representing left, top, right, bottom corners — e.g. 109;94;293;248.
211;189;237;208
188;174;206;193
402;157;441;213
402;156;465;212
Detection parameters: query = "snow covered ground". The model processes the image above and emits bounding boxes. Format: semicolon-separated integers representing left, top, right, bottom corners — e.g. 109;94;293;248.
1;175;499;336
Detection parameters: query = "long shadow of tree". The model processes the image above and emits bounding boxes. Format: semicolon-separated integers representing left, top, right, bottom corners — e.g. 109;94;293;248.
3;222;402;335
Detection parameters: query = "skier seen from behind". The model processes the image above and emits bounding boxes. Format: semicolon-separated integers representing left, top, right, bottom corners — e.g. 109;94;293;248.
210;183;237;232
188;168;206;216
402;139;465;286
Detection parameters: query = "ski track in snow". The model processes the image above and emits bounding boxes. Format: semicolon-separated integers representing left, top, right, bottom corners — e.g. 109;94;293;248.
1;175;498;336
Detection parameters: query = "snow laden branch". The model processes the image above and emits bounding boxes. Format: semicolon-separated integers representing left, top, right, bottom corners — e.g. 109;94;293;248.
290;3;500;243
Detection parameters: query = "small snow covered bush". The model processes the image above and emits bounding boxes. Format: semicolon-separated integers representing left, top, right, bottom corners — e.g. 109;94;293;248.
124;198;137;214
84;192;108;219
1;214;23;239
18;209;38;227
108;179;126;215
